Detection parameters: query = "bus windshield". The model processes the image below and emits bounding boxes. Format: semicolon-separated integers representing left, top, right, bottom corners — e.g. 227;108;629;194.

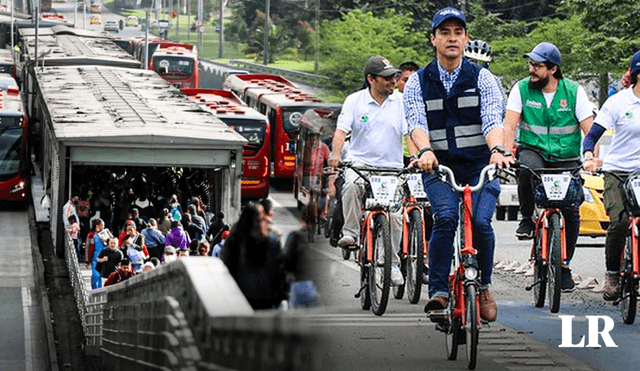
225;118;267;151
0;127;23;180
152;56;195;76
281;106;317;134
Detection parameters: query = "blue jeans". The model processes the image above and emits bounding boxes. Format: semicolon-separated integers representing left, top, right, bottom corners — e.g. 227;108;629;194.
423;173;500;298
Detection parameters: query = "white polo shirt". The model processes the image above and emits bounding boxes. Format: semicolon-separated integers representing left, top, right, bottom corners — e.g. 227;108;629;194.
595;87;640;172
337;89;407;168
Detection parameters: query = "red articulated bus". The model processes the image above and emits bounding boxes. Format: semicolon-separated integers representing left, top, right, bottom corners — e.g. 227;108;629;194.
223;73;298;104
151;44;198;89
182;88;270;199
254;90;341;179
0;86;28;201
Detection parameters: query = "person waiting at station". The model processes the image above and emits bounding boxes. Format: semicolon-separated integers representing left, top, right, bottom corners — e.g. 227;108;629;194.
141;218;165;260
86;218;114;289
104;258;135;286
165;220;190;250
163;246;177;264
97;237;123;287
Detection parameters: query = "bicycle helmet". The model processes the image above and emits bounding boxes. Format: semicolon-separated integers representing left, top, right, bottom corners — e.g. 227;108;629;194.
465;39;492;62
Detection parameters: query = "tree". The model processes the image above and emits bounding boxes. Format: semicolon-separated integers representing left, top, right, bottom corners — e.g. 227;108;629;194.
244;11;300;64
319;10;428;94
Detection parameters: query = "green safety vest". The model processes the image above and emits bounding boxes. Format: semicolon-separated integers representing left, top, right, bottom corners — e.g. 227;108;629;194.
518;77;581;160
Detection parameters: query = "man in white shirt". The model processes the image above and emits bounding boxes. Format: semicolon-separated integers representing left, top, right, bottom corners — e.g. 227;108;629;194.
62;194;80;228
328;55;408;286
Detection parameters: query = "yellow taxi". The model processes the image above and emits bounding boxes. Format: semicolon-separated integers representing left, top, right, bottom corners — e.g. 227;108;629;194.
90;15;101;24
126;16;138;27
579;173;609;236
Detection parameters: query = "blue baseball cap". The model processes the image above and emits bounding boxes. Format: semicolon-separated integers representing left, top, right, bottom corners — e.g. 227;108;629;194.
630;51;640;76
431;7;466;33
523;42;562;66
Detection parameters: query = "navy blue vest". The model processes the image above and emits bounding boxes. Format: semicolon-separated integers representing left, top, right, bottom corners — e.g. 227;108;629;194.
418;59;490;182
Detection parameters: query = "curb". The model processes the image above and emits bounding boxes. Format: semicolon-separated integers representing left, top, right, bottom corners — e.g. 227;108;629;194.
27;201;60;371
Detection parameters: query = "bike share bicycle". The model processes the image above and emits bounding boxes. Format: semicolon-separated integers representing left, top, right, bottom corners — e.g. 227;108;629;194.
596;169;640;324
393;169;432;304
426;164;500;370
338;162;402;316
519;164;584;313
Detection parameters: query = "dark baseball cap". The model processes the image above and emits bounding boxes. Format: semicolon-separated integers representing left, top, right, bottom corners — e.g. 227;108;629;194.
630;51;640;76
523;42;562;66
431;7;467;33
364;56;400;77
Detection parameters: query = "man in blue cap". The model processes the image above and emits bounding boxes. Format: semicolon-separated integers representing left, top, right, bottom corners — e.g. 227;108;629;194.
403;6;509;322
502;42;595;292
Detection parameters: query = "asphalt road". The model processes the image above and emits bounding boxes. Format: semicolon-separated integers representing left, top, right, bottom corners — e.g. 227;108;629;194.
267;181;639;371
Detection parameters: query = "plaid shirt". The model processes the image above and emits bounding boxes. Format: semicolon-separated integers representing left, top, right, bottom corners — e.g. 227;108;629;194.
404;60;504;137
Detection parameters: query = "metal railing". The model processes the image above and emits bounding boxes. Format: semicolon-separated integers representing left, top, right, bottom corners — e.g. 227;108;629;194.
63;231;317;370
226;59;333;87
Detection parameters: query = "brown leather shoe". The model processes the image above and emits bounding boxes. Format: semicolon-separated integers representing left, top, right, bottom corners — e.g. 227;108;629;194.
479;289;497;322
424;295;448;313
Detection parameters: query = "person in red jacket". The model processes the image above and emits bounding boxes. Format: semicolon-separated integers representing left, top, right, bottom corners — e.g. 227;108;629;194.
104;259;135;286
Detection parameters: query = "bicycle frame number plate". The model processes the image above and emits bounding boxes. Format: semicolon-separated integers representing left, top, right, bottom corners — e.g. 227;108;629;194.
631;178;640;207
406;174;427;198
541;173;571;201
370;176;398;204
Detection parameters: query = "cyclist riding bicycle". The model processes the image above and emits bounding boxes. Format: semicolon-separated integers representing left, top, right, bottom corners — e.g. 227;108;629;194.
328;55;410;287
583;51;640;301
403;6;510;322
504;42;595;292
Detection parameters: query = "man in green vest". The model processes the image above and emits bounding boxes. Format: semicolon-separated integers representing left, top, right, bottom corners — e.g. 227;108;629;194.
503;42;595;292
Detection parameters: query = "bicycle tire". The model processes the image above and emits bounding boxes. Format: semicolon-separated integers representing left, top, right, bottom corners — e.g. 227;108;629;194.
324;198;335;239
465;285;479;369
548;212;562;313
532;231;547;308
369;213;392;316
393;259;405;299
406;208;424;304
621;234;637;324
359;240;371;310
342;248;351;260
445;294;460;361
306;202;315;243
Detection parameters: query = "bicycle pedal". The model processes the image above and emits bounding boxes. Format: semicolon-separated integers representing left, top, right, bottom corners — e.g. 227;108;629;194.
426;309;449;323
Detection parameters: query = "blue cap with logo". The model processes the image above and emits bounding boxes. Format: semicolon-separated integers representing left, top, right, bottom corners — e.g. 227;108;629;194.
523;42;562;66
431;7;466;33
630;51;640;76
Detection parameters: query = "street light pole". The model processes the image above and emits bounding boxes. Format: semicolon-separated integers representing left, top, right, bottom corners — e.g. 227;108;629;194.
197;0;202;51
263;0;269;65
314;0;319;74
218;0;223;58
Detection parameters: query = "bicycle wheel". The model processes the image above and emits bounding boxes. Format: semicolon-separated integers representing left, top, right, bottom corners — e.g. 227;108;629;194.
621;235;637;324
465;285;479;370
393;259;405;299
369;213;392;316
359;241;371;310
406;209;424;304
306;202;315;243
445;294;460;361
324;198;335;239
547;212;562;313
532;230;547;308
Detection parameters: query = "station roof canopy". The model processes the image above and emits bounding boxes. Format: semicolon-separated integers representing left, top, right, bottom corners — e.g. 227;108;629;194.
35;66;247;150
20;26;141;68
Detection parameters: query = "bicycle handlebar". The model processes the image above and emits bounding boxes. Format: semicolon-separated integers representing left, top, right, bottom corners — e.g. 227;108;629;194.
436;164;497;193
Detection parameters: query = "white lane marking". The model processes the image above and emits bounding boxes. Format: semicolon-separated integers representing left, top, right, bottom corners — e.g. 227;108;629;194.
22;287;32;371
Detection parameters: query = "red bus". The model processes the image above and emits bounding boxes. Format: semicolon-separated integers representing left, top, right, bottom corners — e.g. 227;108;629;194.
181;88;271;199
149;44;198;89
253;91;341;178
0;86;28;201
222;74;298;103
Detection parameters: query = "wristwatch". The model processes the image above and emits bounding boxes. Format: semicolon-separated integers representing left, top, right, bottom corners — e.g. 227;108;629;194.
490;145;512;157
418;146;434;158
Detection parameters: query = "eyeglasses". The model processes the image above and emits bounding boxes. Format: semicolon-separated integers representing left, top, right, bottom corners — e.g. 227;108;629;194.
529;61;547;71
372;74;398;81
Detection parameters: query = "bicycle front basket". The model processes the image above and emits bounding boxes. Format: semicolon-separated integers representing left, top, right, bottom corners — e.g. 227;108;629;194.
624;170;640;215
533;173;584;209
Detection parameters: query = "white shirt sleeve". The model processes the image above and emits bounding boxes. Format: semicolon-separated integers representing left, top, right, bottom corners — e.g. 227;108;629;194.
336;93;356;133
593;94;618;130
574;85;595;122
506;84;523;113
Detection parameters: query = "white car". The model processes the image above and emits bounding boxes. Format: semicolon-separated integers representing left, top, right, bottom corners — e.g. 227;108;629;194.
104;20;119;32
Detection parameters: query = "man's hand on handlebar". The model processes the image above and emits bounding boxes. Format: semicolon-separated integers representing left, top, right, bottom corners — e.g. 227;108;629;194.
413;150;438;173
583;157;602;173
328;152;341;168
490;151;515;169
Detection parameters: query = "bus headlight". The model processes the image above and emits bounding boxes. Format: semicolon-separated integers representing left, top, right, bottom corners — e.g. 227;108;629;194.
10;182;25;194
464;266;478;280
